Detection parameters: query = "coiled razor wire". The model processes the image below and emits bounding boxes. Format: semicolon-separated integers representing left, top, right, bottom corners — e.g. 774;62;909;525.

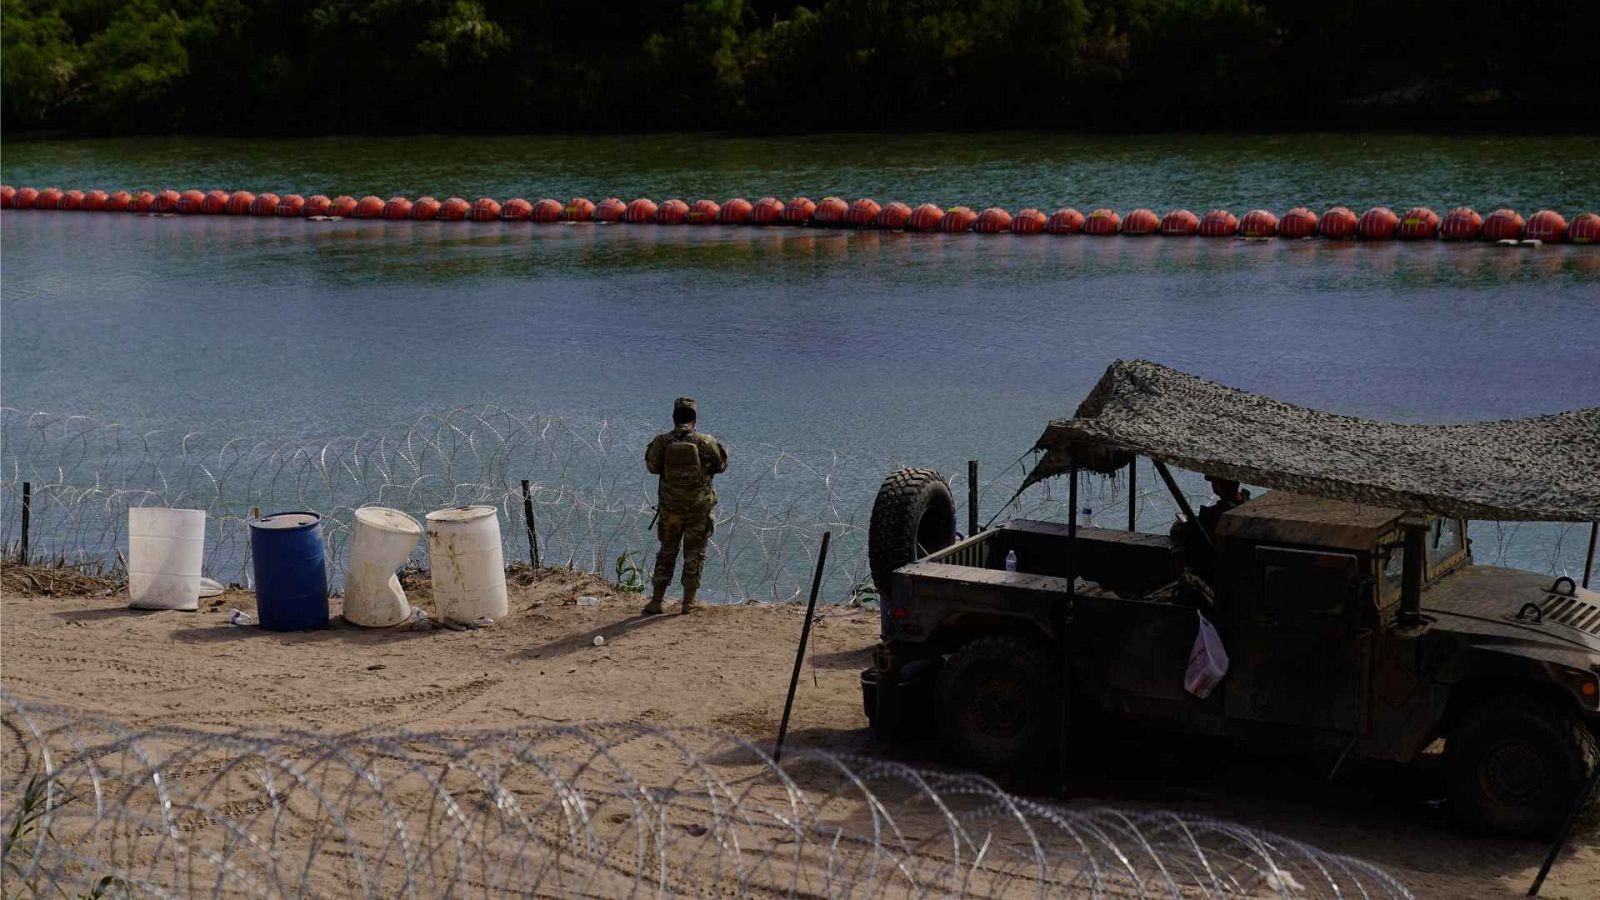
0;692;1412;899
2;405;1588;604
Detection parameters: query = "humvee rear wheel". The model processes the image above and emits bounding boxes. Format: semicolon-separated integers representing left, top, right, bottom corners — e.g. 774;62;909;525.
935;634;1059;772
1445;695;1598;837
868;468;957;600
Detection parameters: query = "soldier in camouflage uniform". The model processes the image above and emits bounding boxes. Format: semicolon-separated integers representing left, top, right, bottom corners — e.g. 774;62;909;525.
643;398;729;614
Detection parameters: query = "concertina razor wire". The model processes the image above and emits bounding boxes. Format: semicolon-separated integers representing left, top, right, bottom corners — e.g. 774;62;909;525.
0;691;1414;899
1;405;1588;604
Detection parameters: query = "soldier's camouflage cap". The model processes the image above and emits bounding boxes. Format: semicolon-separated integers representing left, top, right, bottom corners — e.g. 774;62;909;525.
673;397;697;412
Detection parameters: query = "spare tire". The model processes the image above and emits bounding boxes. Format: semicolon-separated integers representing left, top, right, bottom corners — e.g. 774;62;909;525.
869;467;957;600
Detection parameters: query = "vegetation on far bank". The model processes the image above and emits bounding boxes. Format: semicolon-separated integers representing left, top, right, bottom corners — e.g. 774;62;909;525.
3;0;1597;136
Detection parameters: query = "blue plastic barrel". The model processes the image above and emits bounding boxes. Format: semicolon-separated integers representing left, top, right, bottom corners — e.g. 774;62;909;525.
248;512;329;631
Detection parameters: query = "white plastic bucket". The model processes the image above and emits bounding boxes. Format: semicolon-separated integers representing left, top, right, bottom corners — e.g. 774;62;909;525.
425;505;507;624
344;506;422;628
127;507;206;611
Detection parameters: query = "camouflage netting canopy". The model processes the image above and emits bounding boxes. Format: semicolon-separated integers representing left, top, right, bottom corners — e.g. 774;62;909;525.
1026;360;1600;522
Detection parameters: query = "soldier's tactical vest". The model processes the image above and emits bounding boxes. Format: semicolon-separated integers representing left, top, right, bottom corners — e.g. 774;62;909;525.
660;434;710;510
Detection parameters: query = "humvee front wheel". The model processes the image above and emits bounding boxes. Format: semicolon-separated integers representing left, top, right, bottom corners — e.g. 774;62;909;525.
1445;695;1598;837
935;634;1059;772
868;468;957;600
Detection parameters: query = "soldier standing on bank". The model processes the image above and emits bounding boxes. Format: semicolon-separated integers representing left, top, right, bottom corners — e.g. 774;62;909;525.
643;397;729;615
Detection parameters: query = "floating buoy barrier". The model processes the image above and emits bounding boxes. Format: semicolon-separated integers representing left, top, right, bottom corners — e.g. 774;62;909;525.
1239;209;1278;238
1160;209;1198;236
1357;206;1398;240
1396;207;1439;240
1121;208;1158;236
846;198;881;227
1525;209;1568;243
1279;207;1317;239
1011;207;1047;234
5;186;1593;247
1440;207;1482;241
718;197;752;225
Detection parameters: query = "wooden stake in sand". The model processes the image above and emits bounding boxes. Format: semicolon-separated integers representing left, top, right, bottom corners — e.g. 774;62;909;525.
773;531;830;763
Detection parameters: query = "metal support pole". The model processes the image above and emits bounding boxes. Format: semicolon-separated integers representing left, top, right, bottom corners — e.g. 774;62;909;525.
1152;460;1209;548
19;482;31;563
1126;459;1138;532
775;531;831;763
967;460;979;538
1058;461;1078;789
1583;521;1597;590
1528;753;1600;896
520;479;541;569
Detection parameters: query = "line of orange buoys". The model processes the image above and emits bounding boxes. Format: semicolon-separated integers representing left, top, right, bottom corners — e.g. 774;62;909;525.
3;185;1596;244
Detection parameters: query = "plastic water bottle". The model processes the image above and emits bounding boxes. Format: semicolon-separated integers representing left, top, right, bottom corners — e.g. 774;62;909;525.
1004;550;1018;572
227;609;252;626
592;635;605;647
577;595;599;608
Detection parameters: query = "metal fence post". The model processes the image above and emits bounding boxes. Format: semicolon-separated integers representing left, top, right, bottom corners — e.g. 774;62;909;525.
20;481;31;563
967;460;978;536
521;479;541;569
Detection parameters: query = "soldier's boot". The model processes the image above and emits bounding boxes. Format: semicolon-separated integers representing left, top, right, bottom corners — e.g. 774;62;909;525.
679;586;704;614
641;584;667;616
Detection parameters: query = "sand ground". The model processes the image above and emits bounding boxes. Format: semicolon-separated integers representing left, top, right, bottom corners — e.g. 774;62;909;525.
1;567;1595;898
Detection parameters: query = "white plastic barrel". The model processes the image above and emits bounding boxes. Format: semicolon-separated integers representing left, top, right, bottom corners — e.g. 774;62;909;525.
425;505;508;624
344;506;423;628
127;507;206;611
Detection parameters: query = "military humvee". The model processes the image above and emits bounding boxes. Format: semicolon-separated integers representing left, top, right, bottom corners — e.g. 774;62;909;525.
862;362;1600;837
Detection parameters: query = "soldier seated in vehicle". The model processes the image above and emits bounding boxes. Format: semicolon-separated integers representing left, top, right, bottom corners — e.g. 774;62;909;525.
1171;476;1251;583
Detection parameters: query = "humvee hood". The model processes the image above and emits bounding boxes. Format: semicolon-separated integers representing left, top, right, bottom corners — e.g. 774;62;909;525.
1425;565;1600;653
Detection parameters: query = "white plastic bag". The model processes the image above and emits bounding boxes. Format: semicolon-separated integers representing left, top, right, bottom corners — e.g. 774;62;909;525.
1184;611;1229;699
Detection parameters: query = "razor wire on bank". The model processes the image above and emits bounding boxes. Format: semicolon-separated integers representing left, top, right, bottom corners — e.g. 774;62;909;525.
1;406;1591;604
0;692;1413;899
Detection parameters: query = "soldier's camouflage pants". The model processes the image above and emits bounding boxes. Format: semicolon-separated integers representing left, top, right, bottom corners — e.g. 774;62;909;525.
653;508;714;591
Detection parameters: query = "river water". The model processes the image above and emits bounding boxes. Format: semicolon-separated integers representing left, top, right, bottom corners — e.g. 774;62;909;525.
2;133;1597;588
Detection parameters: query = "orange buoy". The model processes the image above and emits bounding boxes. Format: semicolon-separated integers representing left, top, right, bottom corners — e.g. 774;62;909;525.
150;190;179;213
939;206;978;232
686;199;721;224
437;197;470;221
1395;207;1439;240
624;198;658;223
468;198;501;221
500;198;532;221
1480;208;1524;241
594;197;627;222
718;197;753;224
1158;209;1198;236
655;198;689;225
275;194;306;217
0;185;13;208
409;196;441;220
875;201;912;229
1319;206;1357;239
104;190;132;212
750;197;785;225
201;190;230;214
175;190;204;213
1011;208;1047;235
1356;206;1398;240
303;194;332;216
845;198;881;227
561;197;595;222
225;191;255;215
35;188;63;209
974;207;1013;233
906;203;944;232
1121;208;1159;236
382;197;414;219
1197;209;1237;237
529;199;563;222
249;192;280;216
1567;212;1600;244
1083;208;1121;236
58;190;85;210
1238;209;1278;238
354;195;384;218
1524;209;1568;242
782;196;816;225
812;196;849;226
1278;207;1318;239
83;190;108;211
325;195;357;217
131;191;156;212
14;187;39;209
1046;207;1084;235
1439;207;1482;241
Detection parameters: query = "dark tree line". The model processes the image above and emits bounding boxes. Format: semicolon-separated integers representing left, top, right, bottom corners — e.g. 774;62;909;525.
4;0;1596;135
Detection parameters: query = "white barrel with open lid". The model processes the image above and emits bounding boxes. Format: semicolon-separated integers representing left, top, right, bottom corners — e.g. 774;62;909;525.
127;507;206;610
425;505;507;624
343;506;423;627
